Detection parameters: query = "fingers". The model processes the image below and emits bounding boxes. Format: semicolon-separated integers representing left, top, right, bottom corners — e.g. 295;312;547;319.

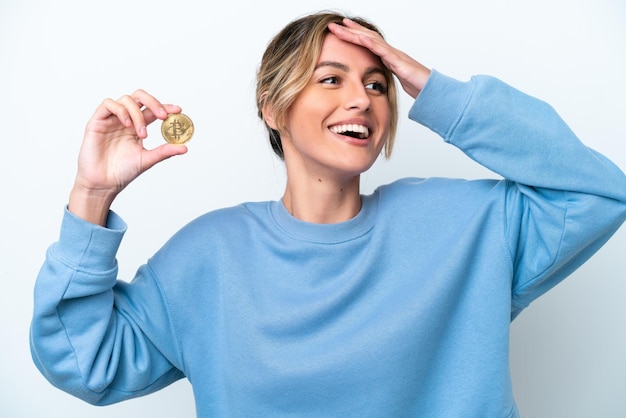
328;19;383;52
329;18;431;98
122;89;168;139
91;90;181;139
328;19;401;75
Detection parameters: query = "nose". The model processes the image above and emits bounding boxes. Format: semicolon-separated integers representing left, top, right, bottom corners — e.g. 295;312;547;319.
344;81;371;112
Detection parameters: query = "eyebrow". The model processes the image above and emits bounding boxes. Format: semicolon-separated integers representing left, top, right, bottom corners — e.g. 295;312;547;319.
315;61;386;77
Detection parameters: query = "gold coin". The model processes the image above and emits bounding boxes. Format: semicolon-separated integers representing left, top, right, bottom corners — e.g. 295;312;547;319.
161;113;194;144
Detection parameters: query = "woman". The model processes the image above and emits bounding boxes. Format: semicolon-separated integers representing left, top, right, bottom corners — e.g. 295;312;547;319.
30;11;626;417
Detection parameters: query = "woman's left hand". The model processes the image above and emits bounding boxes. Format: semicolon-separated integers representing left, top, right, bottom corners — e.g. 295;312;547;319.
328;18;431;99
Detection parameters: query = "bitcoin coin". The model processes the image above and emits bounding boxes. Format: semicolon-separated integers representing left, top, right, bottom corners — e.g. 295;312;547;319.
161;113;194;144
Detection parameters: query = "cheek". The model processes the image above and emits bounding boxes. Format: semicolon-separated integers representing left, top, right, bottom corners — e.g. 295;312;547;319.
287;105;311;129
376;102;392;133
282;111;317;143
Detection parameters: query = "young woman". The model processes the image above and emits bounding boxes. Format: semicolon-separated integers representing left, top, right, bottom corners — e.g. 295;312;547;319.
30;11;626;417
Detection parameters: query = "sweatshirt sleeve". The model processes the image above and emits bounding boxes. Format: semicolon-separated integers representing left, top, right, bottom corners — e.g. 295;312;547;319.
29;208;184;405
409;70;626;318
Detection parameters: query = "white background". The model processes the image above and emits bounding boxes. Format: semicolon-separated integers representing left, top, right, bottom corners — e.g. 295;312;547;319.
1;0;625;416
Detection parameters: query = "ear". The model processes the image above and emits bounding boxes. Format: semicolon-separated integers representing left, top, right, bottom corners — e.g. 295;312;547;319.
261;92;278;130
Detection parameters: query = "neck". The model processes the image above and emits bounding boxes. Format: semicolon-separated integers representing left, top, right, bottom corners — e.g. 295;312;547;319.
282;174;361;224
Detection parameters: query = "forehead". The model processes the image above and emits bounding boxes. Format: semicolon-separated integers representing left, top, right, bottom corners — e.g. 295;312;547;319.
317;33;383;69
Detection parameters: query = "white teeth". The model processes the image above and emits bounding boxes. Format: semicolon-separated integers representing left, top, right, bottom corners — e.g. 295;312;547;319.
330;124;370;139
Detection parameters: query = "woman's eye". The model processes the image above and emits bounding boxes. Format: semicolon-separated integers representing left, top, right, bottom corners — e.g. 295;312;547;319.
320;76;339;85
365;81;387;93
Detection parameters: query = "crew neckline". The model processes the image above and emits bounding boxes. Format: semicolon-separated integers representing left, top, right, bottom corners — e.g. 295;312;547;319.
269;193;378;244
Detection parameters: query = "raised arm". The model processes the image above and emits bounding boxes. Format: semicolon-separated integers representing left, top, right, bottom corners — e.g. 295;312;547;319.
69;90;186;225
30;91;188;404
413;71;626;314
331;17;626;315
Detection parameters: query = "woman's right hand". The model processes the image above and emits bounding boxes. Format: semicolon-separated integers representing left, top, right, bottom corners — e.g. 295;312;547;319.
69;89;187;225
328;19;431;99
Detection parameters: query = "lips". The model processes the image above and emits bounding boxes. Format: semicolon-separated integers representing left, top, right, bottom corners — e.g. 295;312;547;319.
329;123;370;139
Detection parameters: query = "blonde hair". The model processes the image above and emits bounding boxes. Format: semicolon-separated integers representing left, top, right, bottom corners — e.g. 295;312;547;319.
256;11;398;160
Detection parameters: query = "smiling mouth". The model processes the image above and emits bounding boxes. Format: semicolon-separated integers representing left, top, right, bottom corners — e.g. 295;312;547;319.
330;124;370;140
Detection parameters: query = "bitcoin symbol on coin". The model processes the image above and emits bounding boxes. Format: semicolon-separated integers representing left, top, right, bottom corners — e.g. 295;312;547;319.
161;113;194;144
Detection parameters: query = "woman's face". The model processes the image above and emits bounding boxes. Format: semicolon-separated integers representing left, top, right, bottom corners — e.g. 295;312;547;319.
280;32;391;181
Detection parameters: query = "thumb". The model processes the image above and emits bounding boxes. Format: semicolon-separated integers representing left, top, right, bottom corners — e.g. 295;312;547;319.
142;143;189;171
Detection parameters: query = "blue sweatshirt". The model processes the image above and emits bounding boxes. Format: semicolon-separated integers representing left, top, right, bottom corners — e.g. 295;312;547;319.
30;71;626;417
